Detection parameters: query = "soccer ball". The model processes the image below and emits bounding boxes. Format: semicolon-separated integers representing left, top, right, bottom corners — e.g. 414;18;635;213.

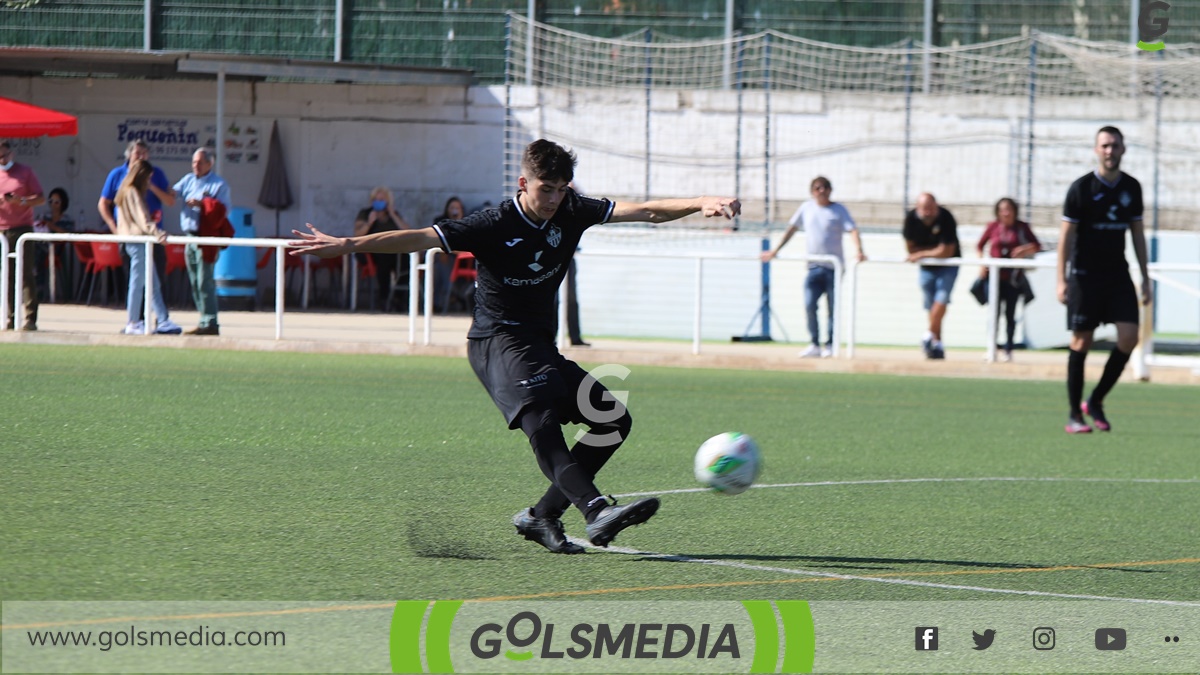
694;432;760;495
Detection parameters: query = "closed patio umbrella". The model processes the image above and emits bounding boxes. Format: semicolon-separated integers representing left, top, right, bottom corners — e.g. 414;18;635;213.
257;120;293;237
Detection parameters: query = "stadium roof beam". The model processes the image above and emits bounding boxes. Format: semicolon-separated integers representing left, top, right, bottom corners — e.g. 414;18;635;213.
0;48;474;87
0;47;475;173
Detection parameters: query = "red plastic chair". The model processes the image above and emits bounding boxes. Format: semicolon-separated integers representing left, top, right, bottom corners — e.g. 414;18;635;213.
87;240;126;306
444;252;477;313
163;243;189;306
72;241;95;302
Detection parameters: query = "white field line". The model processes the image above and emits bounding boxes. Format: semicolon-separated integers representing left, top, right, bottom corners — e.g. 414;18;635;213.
585;476;1200;606
614;476;1200;499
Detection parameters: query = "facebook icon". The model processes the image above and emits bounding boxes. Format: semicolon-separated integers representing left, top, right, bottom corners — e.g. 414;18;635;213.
916;627;939;651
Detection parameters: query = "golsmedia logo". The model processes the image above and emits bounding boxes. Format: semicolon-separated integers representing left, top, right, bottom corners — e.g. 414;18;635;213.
390;600;815;673
1137;1;1170;51
469;610;739;660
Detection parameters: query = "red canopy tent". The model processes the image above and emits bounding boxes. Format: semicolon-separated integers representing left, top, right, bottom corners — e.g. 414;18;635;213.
0;96;77;137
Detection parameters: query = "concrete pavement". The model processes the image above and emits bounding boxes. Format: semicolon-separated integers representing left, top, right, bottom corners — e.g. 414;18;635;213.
4;304;1197;385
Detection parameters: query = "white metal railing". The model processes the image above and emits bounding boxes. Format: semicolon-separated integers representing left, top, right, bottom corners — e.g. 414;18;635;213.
5;237;1198;377
572;250;840;356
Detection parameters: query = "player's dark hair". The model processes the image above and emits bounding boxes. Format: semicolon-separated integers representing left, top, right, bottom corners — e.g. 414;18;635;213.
1097;126;1124;142
994;196;1018;218
522;139;576;183
810;176;832;191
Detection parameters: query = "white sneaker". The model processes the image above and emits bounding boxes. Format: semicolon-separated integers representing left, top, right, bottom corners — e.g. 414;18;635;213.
122;321;145;335
799;344;822;358
819;346;833;358
155;318;183;335
1001;349;1013;362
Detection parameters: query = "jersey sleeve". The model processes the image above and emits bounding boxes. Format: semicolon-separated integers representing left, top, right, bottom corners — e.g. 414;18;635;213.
1062;179;1083;223
574;193;614;226
1130;180;1145;221
433;209;496;254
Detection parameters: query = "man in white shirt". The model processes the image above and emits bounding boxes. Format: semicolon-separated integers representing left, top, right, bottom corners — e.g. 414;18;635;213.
762;176;865;357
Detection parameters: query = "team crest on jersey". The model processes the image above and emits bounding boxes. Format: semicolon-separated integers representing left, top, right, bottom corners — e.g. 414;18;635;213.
546;224;562;248
1119;191;1131;207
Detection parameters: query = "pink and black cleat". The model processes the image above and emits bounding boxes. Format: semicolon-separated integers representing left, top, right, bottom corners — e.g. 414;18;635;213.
1064;417;1093;434
1082;400;1111;432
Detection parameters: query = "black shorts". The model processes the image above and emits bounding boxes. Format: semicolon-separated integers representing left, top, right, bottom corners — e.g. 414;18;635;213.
1066;270;1139;332
468;331;623;429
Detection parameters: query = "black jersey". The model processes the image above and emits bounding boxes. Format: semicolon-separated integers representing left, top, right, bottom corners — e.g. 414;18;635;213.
902;207;961;267
1062;171;1143;274
433;189;614;339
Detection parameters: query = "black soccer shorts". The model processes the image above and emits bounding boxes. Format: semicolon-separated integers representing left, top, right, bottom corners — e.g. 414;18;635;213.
467;331;622;430
1066;270;1140;332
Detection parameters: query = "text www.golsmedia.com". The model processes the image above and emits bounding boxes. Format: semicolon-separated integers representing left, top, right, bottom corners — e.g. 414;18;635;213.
25;625;285;651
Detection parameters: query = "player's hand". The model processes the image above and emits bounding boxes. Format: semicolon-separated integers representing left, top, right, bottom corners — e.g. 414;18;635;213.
760;251;776;263
1057;279;1068;305
702;197;740;219
288;224;349;258
1141;278;1154;305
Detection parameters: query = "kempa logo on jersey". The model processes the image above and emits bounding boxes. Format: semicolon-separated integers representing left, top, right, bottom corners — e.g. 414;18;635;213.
389;600;815;673
1137;1;1170;51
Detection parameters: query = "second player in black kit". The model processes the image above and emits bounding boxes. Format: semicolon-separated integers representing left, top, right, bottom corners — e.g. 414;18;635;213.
1057;126;1152;434
290;139;741;553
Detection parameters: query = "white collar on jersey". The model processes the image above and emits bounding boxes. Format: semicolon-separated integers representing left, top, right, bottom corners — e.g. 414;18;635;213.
514;192;550;230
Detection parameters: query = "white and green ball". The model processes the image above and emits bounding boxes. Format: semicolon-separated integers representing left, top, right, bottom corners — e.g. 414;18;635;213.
694;432;761;495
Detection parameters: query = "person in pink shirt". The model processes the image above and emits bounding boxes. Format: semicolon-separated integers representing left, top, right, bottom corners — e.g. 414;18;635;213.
0;140;46;331
977;197;1040;361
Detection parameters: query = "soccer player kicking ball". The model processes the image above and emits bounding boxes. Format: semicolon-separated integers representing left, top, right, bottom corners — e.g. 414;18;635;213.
1057;126;1152;434
290;139;740;553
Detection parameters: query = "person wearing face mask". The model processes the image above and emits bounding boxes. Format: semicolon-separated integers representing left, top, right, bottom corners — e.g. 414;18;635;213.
353;186;411;311
0;140;47;331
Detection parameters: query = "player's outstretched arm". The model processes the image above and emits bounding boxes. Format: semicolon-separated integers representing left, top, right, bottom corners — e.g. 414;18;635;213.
609;196;740;225
288;224;442;259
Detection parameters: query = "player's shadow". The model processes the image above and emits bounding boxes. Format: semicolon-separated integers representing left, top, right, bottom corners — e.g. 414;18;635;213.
643;554;1166;573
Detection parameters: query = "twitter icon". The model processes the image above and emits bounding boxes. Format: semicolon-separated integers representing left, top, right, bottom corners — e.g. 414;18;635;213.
972;629;997;650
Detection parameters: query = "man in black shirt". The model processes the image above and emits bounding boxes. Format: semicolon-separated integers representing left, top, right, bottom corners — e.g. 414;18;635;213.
290;139;740;553
903;193;961;359
1057;126;1151;434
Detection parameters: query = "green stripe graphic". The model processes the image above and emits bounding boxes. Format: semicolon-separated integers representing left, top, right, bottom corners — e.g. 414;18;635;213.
741;600;780;674
425;600;463;673
777;601;815;674
390;601;431;674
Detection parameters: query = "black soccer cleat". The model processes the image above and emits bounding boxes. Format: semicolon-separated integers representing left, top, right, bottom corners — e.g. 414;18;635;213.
512;508;585;554
585;497;660;547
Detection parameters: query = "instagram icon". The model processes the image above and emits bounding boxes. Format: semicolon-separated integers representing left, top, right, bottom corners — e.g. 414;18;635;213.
1033;627;1056;650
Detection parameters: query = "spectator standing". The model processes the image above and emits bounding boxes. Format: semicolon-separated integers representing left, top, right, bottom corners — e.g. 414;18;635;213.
0;140;46;330
174;148;231;335
1057;126;1151;434
99;140;175;235
977;197;1040;362
903;192;961;360
115;160;181;335
762;176;865;358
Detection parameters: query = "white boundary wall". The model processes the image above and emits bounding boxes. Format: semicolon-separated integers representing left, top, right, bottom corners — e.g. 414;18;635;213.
2;75;1195;349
